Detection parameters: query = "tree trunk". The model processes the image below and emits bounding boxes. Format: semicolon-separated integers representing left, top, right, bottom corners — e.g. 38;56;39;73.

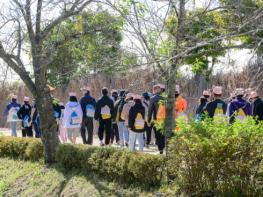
36;88;59;164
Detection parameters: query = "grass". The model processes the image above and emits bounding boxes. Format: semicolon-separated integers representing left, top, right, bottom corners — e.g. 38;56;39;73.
0;158;175;197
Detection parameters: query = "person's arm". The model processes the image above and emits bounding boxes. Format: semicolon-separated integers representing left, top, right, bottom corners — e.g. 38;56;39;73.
94;100;100;120
148;98;154;123
128;107;135;130
110;100;114;118
17;106;23;119
2;104;10;117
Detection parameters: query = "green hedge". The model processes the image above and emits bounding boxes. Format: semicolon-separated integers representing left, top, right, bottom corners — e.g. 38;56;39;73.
0;136;43;161
168;117;263;196
55;144;165;187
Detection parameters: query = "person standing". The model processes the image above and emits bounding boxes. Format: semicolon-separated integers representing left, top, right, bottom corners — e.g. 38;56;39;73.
228;88;252;123
80;86;96;145
94;87;114;146
3;95;21;137
31;100;41;138
17;97;33;137
128;95;145;151
142;92;152;147
204;86;227;119
59;102;67;143
62;92;83;144
114;90;128;148
110;89;120;145
148;84;165;154
250;91;263;122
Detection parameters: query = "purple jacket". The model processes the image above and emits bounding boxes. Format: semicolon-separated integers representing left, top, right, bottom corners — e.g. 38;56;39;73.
228;97;251;123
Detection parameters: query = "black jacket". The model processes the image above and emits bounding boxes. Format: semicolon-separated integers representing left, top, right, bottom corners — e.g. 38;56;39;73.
17;103;32;127
113;98;126;122
128;100;145;133
204;99;227;118
80;93;96;118
252;98;263;122
148;93;162;123
95;95;114;121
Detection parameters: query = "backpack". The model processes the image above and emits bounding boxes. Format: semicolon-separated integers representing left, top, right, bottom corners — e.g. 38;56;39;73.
156;102;166;124
23;115;30;128
86;104;95;118
101;105;111;120
10;107;19;121
134;112;145;130
70;107;81;125
236;105;247;121
53;111;60;118
214;103;225;118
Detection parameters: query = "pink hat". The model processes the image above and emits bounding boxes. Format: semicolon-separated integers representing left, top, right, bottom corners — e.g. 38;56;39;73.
134;94;142;100
203;90;210;96
59;102;64;106
235;88;245;96
159;84;166;89
250;91;258;99
69;92;77;97
12;95;18;99
175;85;180;93
213;86;222;95
82;86;91;91
153;84;161;88
24;97;30;102
126;93;134;99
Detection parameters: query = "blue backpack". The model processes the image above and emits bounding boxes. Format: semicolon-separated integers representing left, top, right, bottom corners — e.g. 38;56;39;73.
70;107;81;125
86;104;95;118
23;115;30;128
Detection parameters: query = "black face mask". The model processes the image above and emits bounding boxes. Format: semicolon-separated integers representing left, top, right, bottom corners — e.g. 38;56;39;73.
175;94;179;98
12;98;17;102
24;101;29;105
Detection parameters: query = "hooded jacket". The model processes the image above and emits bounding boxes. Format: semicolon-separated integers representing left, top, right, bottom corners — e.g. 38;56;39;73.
121;100;135;126
94;95;114;121
148;93;163;123
3;100;21;122
17;103;32;128
79;93;96;119
62;101;83;128
128;100;145;133
252;98;263;122
204;99;227;118
228;96;251;123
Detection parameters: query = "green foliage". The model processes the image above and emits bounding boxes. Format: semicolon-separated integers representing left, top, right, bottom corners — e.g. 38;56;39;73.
0;137;43;161
167;117;263;196
55;144;165;187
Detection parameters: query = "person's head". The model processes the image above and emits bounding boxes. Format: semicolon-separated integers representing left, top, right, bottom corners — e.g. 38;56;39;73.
69;92;78;102
250;91;259;102
101;87;108;96
142;92;150;100
125;93;134;101
159;84;166;93
82;86;91;95
11;95;17;102
199;96;207;104
235;88;245;98
119;90;126;98
24;96;30;104
111;89;118;99
153;84;161;94
212;86;223;98
134;95;142;104
175;85;180;98
203;90;210;99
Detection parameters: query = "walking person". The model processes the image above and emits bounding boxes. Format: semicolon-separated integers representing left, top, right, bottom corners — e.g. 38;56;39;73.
110;89;120;145
94;87;114;146
17;97;33;137
142;92;152;148
250;91;263;123
80;86;96;144
3;95;21;137
62;92;83;144
148;84;166;154
228;88;252;123
59;102;67;143
195;91;210;121
114;90;128;148
128;95;145;151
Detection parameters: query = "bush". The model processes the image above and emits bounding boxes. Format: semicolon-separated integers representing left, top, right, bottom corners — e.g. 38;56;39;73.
56;144;165;187
168;117;263;196
0;136;43;161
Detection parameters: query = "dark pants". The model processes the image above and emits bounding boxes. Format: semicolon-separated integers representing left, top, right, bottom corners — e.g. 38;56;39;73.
154;127;165;153
98;119;112;145
22;126;33;137
110;123;119;143
81;117;94;144
33;121;41;138
145;124;152;145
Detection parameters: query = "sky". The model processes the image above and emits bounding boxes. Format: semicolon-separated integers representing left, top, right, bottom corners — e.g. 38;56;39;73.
0;0;254;83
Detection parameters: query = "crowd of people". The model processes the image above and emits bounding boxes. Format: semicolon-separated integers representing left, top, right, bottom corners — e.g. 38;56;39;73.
2;84;263;154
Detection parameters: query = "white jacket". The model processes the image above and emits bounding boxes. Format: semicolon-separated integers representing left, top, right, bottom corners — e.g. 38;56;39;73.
62;101;83;129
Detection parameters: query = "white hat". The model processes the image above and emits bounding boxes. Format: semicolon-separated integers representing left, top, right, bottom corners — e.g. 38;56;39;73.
212;86;223;95
134;94;142;100
12;95;18;99
175;85;180;93
59;102;64;106
235;88;245;96
203;90;210;96
24;97;30;102
69;92;77;97
153;84;161;88
126;93;134;99
111;89;118;94
159;84;166;89
250;91;258;99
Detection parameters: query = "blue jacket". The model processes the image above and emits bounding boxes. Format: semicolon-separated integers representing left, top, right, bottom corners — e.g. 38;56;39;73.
80;93;96;118
228;97;252;123
3;100;21;116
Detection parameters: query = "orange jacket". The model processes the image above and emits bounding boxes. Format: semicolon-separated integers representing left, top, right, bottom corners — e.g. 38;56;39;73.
174;97;187;117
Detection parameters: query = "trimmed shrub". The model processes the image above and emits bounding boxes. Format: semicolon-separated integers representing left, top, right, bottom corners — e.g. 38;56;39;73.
0;136;43;161
56;144;165;187
168;117;263;196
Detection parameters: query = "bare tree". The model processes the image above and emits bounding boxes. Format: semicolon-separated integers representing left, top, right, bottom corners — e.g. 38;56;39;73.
0;0;93;163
